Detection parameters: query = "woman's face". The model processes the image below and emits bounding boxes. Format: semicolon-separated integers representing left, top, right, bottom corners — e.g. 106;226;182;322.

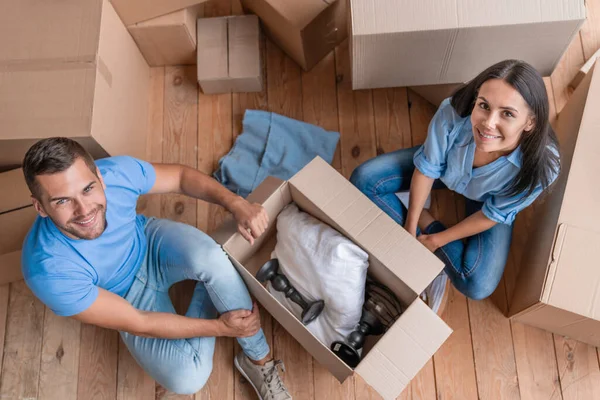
470;78;535;155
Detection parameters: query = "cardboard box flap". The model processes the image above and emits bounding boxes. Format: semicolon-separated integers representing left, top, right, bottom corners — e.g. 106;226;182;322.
130;8;187;28
0;169;31;214
543;224;600;320
0;0;102;64
258;0;333;29
289;157;444;295
110;0;209;26
211;177;290;262
355;299;452;399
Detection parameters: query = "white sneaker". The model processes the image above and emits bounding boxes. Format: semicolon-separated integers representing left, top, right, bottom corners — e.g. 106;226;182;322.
396;191;431;209
423;272;450;316
234;352;292;400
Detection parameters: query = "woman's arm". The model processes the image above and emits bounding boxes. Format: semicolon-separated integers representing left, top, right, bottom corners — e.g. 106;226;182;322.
419;210;497;251
405;169;435;236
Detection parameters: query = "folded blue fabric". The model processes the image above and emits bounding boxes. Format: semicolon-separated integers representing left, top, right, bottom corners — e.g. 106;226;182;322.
213;110;340;198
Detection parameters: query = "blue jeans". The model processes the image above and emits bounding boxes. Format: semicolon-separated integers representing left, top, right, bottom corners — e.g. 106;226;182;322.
120;217;269;394
349;146;513;300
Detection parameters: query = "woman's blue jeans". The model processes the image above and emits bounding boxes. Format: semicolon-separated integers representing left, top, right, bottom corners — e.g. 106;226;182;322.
349;146;513;300
120;217;270;394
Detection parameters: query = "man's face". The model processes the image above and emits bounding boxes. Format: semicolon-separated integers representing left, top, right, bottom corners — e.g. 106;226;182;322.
32;158;107;240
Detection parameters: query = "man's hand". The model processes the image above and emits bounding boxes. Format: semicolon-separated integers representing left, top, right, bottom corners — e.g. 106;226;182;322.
229;197;269;245
417;233;443;253
217;303;261;338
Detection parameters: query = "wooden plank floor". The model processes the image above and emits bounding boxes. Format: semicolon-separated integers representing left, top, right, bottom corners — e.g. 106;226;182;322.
2;1;600;398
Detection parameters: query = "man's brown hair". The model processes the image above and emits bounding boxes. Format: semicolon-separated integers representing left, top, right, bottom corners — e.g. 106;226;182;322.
22;137;98;199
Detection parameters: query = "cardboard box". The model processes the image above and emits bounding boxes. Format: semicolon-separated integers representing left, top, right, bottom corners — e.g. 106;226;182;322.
350;0;586;89
110;0;210;26
212;157;452;399
241;0;347;71
197;15;262;94
0;169;31;214
570;47;600;90
128;4;204;66
0;168;35;285
508;63;600;346
410;83;464;107
0;0;150;171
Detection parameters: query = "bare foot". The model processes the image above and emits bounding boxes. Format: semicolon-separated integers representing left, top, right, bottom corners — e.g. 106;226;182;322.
417;208;436;231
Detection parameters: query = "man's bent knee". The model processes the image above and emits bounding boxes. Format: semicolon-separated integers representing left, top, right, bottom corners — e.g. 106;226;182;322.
159;363;212;395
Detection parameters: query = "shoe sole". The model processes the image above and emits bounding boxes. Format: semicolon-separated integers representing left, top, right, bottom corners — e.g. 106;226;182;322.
234;356;264;400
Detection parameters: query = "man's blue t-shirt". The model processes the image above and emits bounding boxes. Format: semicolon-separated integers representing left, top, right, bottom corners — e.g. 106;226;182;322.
21;156;156;317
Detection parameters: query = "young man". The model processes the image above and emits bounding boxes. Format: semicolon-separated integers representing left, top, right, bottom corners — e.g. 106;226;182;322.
21;137;291;399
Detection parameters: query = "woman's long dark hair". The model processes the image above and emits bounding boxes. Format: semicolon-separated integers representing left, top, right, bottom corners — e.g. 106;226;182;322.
450;59;560;198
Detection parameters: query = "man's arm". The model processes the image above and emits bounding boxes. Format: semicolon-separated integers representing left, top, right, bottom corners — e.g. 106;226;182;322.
148;163;268;244
72;288;261;339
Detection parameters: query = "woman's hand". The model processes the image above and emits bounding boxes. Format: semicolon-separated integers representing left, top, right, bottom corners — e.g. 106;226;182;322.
417;233;444;252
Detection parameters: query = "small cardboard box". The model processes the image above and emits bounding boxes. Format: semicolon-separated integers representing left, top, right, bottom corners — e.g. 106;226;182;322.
0;0;150;171
508;63;600;346
212;157;452;399
240;0;347;71
197;15;262;94
128;4;205;66
350;0;586;89
0;168;34;285
110;0;210;26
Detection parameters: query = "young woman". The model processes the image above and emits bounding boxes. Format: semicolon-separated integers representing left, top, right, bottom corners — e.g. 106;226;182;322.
350;60;560;315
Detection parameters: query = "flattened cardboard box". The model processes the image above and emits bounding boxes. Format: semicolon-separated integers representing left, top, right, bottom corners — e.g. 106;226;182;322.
241;0;347;71
0;168;33;284
350;0;586;89
212;157;452;399
508;63;600;346
128;5;204;66
0;0;150;170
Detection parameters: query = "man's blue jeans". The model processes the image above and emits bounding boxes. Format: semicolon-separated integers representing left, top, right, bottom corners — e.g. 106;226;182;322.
120;217;269;394
350;146;513;300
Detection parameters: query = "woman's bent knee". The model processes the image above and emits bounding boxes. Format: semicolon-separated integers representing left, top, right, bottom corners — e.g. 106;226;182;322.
454;275;499;301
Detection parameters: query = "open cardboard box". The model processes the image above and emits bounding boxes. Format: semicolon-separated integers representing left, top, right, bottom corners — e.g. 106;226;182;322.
212;157;452;399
